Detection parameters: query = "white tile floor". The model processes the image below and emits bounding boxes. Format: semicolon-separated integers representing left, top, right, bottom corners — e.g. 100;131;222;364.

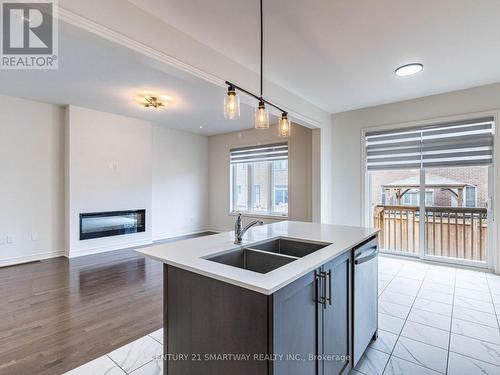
65;255;500;375
64;331;163;375
354;256;500;375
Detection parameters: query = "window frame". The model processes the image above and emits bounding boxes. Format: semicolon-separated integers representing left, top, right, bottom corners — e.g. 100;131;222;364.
402;190;418;206
362;111;497;271
465;186;477;208
253;184;261;208
229;143;289;218
380;187;387;205
401;189;434;206
273;184;289;208
425;190;434;206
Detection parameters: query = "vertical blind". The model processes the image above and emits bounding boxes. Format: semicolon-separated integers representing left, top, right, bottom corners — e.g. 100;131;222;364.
230;142;288;164
365;117;495;171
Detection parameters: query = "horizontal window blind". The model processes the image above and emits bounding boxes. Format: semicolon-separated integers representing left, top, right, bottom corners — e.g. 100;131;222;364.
230;142;288;164
365;117;494;171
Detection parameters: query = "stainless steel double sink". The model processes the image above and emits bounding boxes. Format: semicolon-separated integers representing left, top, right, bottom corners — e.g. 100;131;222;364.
204;238;331;274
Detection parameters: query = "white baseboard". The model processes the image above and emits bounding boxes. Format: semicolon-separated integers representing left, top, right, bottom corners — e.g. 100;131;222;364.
0;230;222;264
152;228;217;242
67;229;218;259
0;251;65;268
67;238;153;258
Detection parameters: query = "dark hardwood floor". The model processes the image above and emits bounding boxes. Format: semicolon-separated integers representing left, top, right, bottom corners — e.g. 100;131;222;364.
0;232;215;375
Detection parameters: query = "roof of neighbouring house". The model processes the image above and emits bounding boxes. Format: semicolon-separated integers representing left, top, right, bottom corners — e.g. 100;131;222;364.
383;174;473;189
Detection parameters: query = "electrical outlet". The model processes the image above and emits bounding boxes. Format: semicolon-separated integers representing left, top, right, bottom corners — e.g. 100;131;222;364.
0;236;5;245
6;236;14;244
31;232;39;241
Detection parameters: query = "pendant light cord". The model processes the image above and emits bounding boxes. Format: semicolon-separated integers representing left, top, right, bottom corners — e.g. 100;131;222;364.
225;0;289;117
260;0;263;98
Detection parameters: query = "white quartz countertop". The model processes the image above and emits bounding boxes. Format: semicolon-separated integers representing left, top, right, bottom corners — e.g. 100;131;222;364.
137;221;378;295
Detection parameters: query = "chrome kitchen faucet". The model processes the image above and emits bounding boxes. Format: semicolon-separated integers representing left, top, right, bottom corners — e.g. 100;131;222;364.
234;213;264;244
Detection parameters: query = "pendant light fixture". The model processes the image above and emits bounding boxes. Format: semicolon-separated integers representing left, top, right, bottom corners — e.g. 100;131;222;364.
278;112;291;137
223;84;240;119
224;0;290;135
255;99;269;129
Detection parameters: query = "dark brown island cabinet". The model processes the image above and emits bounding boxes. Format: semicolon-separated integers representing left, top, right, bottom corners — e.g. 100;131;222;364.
163;236;378;375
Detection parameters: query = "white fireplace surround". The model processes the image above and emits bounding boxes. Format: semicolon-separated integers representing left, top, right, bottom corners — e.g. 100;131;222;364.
66;106;154;257
65;105;209;258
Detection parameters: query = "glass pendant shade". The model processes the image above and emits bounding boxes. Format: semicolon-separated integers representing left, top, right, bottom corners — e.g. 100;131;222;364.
278;113;291;137
224;87;240;119
255;100;269;129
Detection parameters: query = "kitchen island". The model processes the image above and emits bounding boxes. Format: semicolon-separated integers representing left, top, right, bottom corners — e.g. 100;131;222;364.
138;221;379;375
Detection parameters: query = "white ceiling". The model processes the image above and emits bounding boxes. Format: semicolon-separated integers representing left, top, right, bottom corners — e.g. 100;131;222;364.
0;23;273;136
129;0;500;113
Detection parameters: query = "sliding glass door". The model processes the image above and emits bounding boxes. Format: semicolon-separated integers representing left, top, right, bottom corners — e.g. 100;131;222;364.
369;169;421;257
423;166;491;266
365;117;494;268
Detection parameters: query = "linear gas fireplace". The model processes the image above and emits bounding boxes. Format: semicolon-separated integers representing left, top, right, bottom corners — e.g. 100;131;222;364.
80;210;146;240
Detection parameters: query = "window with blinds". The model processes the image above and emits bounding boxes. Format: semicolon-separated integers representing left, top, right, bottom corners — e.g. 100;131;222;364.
365;117;495;171
230;142;289;216
230;142;288;164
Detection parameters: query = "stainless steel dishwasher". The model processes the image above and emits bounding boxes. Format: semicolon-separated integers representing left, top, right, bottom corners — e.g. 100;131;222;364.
353;236;379;367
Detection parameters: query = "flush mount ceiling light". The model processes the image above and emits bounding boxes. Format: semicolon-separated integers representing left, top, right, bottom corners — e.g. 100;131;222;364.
395;63;423;77
223;0;291;136
140;95;166;110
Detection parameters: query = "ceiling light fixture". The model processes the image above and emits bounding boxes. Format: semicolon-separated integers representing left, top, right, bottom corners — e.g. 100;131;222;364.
395;63;423;77
224;84;240;119
223;0;290;134
140;95;166;110
255;99;269;129
278;112;291;137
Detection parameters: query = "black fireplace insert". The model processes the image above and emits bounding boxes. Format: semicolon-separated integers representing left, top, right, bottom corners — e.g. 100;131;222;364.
79;209;146;240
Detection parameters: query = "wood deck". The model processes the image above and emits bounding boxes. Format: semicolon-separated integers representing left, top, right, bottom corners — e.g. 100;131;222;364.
374;205;487;262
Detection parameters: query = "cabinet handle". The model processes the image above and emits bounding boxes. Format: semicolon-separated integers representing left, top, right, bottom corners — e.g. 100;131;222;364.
314;271;326;307
314;271;320;305
319;271;328;309
326;270;332;306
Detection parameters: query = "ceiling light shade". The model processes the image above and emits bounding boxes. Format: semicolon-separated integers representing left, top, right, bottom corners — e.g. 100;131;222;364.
255;100;269;129
224;85;240;119
140;95;166;110
278;112;291;137
395;63;423;77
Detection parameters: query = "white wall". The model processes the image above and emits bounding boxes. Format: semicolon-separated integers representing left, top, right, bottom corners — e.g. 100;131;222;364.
152;126;208;240
319;124;334;224
330;83;500;272
208;123;312;232
66;106;153;257
0;95;65;266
